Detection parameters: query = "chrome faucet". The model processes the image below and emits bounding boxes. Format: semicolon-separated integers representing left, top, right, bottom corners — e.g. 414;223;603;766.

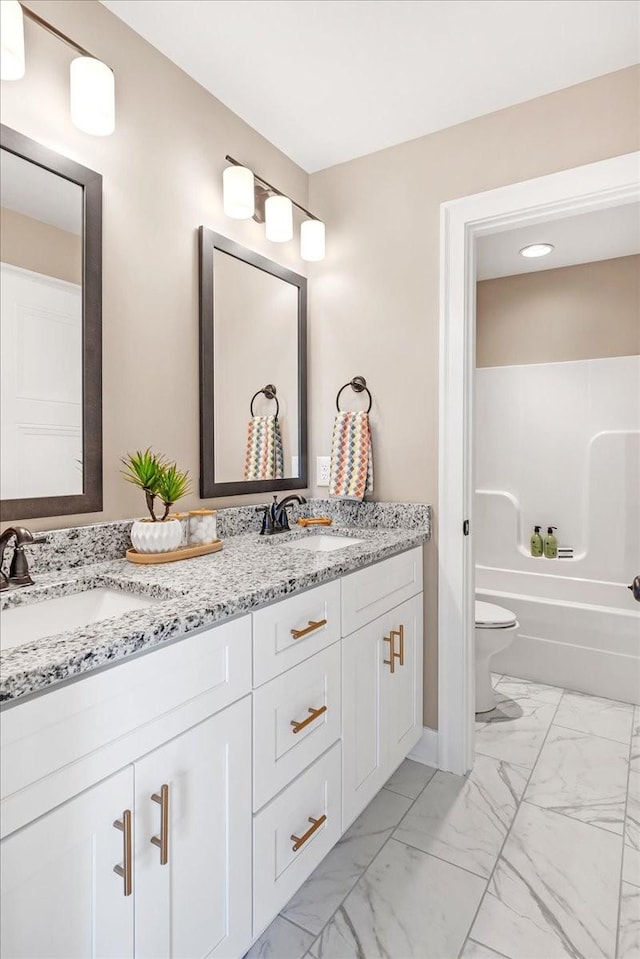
0;526;47;591
258;494;307;535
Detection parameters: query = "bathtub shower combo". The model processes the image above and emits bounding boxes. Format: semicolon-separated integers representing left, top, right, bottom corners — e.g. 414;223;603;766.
474;355;640;707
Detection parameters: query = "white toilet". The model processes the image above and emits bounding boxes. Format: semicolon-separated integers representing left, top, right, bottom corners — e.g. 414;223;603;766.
475;600;519;713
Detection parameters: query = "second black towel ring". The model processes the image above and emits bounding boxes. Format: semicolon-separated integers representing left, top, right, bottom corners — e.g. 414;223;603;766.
336;375;372;414
250;384;279;418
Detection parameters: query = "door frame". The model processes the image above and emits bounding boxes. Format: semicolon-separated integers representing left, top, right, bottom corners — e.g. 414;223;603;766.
437;151;640;775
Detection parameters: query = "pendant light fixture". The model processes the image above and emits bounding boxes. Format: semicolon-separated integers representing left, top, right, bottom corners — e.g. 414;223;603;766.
223;155;326;260
0;0;25;80
1;2;116;136
300;218;325;262
70;56;115;136
265;195;294;243
223;165;255;219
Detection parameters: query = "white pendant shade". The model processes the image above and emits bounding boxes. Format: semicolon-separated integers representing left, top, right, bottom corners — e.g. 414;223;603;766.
301;219;325;261
0;0;25;80
70;57;115;136
223;165;255;219
265;195;293;242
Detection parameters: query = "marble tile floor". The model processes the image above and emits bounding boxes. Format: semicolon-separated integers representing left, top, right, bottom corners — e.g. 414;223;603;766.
246;677;639;959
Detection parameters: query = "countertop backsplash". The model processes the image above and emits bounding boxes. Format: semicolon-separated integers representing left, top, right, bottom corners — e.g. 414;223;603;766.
3;499;432;576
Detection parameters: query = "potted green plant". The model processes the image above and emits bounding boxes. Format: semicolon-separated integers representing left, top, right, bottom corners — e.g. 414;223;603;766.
122;448;192;553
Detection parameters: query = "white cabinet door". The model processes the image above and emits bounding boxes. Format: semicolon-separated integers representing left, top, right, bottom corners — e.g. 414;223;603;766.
1;767;134;959
134;696;252;959
385;594;424;773
342;612;388;830
342;593;425;829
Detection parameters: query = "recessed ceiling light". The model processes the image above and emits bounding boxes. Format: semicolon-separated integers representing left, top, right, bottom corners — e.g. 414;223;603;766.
519;243;555;258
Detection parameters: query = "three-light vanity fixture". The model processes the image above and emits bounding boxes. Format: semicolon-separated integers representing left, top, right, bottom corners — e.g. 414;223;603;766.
223;155;326;261
0;0;115;136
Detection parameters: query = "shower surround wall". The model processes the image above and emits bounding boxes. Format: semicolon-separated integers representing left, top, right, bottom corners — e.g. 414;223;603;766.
475;355;640;703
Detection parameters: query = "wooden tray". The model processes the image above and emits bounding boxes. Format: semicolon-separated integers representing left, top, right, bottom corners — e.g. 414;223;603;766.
297;517;333;527
125;540;223;564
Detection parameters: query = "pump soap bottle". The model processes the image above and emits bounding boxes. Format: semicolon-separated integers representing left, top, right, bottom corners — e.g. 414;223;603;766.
544;526;558;558
530;526;543;557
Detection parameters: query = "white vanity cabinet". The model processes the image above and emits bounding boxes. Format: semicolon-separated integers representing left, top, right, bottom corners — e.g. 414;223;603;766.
1;543;425;958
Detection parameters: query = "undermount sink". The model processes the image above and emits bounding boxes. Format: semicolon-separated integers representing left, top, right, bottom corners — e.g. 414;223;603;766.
0;588;161;652
280;534;364;553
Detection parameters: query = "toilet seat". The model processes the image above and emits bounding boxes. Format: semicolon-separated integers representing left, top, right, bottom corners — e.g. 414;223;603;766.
475;600;517;629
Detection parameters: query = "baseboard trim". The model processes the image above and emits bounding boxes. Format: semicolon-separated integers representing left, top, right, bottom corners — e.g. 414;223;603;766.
408;727;439;768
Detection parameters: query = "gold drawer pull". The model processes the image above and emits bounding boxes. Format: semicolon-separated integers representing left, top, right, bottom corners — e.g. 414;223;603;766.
391;624;405;666
151;784;170;865
290;619;327;640
291;705;328;734
113;809;133;896
291;814;327;851
384;625;405;672
383;633;396;673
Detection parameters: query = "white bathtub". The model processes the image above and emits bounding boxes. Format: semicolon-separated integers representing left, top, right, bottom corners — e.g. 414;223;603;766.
476;565;640;705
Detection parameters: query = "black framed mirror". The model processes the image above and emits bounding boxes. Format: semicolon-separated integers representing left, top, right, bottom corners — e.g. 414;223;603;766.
199;227;307;497
0;125;102;520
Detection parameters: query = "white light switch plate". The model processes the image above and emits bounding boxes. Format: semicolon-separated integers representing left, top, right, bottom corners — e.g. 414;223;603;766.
316;456;331;487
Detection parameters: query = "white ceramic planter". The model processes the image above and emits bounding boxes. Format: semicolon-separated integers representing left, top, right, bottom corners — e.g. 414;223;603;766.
130;518;183;554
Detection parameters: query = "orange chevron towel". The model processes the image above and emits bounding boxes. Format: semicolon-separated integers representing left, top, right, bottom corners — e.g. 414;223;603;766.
329;411;373;501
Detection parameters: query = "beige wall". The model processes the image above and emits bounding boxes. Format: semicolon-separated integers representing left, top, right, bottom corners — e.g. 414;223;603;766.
0;0;308;526
308;66;640;728
477;255;640;367
1;206;82;284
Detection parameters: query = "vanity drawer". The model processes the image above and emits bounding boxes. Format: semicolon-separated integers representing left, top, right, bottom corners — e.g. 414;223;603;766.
253;743;341;936
341;546;423;636
253;643;341;810
253;580;341;686
1;616;252;837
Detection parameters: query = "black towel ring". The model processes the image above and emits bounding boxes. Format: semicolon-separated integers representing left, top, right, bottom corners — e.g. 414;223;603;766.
250;384;280;418
336;375;372;414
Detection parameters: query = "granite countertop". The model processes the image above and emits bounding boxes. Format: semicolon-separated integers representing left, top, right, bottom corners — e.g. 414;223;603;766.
0;522;428;706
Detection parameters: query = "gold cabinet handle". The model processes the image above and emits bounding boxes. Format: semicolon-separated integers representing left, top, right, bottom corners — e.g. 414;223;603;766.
291;814;327;851
391;625;405;666
290;619;327;640
290;705;328;734
383;633;396;673
151;784;169;866
113;809;133;896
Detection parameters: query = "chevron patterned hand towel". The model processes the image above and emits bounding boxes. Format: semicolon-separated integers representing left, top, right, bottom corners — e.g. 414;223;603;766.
244;415;284;480
329;411;373;500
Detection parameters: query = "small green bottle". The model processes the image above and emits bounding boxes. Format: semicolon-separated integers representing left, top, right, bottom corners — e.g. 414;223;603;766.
543;526;558;558
530;526;543;557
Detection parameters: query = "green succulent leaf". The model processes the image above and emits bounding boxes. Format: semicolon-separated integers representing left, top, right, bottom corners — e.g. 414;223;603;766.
156;463;192;519
121;448;167;520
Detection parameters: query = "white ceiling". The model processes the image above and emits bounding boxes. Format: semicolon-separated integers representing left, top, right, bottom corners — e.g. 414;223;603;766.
476;201;640;280
0;151;83;234
100;0;640;172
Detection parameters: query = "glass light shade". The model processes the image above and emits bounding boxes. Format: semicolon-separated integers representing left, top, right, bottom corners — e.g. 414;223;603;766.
265;195;293;242
519;243;554;258
300;219;325;261
1;0;25;80
70;57;115;136
223;165;255;219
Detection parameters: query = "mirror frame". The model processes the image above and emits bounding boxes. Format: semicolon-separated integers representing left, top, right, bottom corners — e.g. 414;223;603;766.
199;227;308;497
0;125;103;520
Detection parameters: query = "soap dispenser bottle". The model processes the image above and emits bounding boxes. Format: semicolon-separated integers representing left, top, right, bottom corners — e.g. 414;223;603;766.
543;526;558;558
530;526;543;557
